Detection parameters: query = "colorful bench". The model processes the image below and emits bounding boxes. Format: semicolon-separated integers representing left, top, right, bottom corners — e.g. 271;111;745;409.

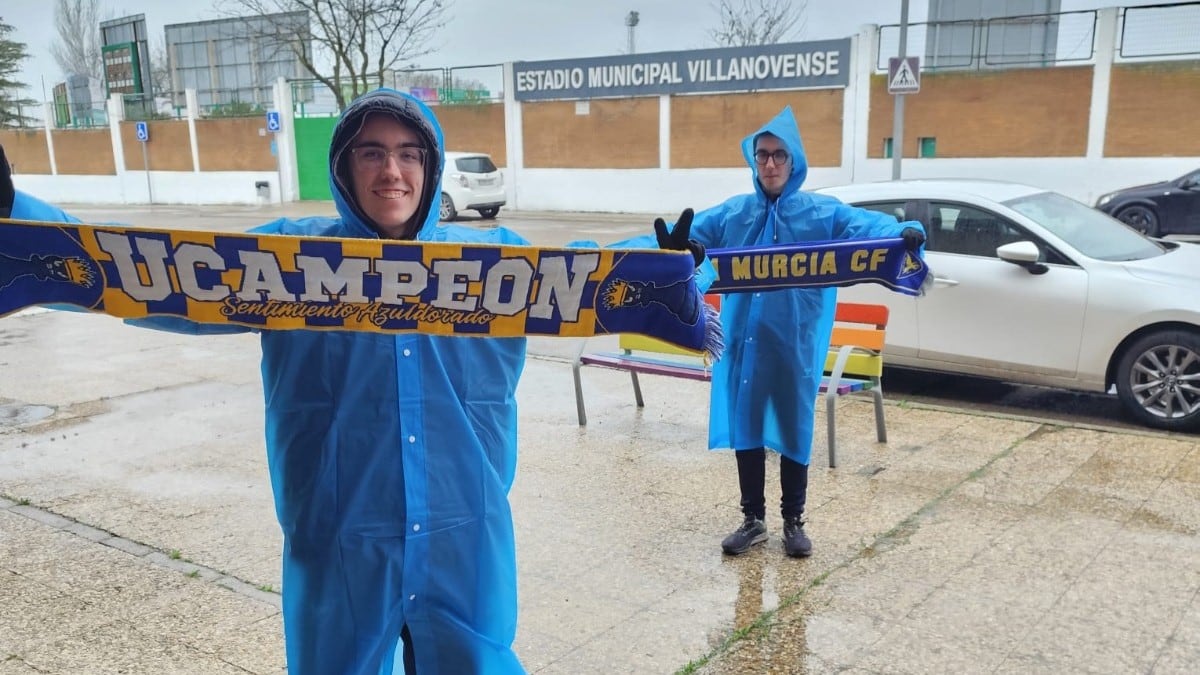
571;300;889;467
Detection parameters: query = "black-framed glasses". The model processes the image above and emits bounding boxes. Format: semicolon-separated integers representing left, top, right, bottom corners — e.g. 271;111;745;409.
350;144;427;170
754;149;790;166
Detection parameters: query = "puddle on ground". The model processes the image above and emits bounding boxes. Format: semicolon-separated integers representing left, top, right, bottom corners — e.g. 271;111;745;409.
0;403;56;427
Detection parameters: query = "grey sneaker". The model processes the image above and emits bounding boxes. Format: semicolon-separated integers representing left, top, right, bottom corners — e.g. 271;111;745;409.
721;516;767;555
782;516;812;558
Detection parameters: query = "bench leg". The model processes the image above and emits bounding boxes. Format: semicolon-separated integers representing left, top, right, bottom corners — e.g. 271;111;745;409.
630;371;644;408
826;389;838;468
872;380;887;444
572;360;587;426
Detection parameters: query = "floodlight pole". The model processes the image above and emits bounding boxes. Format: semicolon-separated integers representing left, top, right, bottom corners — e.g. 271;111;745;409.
891;0;910;180
625;11;640;54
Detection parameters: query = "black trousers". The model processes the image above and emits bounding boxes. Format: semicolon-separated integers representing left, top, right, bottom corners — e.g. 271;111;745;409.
735;448;808;521
402;624;416;673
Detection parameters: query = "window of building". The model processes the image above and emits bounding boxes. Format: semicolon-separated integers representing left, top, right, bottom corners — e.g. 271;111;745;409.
883;137;893;159
919;137;937;158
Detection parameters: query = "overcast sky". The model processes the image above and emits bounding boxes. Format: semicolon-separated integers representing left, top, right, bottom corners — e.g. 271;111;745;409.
1;0;1172;99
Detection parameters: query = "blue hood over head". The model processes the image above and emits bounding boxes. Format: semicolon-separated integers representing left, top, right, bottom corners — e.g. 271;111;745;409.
741;105;809;199
328;88;444;240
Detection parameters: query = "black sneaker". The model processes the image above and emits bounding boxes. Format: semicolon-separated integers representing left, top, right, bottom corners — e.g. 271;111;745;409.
721;516;767;555
782;516;812;558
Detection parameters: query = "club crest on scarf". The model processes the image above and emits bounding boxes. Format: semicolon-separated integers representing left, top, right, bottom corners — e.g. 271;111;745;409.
0;223;105;311
0;253;97;291
601;277;701;326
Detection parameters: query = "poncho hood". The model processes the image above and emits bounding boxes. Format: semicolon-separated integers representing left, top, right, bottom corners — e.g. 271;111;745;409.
328;88;444;240
740;105;809;200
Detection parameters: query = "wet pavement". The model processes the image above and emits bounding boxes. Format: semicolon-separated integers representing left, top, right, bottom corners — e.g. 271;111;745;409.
1;205;1198;674
880;368;1142;433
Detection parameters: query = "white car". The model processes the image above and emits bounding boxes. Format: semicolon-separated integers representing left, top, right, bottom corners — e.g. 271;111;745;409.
817;179;1200;432
440;151;506;221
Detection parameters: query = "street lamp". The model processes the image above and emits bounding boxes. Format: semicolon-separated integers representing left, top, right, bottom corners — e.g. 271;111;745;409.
625;11;639;54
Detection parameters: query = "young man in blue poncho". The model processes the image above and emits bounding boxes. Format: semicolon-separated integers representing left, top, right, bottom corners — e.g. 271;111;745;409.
656;107;925;558
1;90;529;674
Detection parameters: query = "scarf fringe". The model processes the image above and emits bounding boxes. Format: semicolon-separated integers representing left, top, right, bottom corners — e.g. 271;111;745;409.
702;300;725;364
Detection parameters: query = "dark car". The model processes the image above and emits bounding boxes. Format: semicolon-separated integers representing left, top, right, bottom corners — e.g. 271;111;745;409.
1095;168;1200;237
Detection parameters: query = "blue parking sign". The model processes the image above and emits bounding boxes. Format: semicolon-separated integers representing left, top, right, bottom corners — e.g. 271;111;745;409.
266;111;281;133
135;121;149;142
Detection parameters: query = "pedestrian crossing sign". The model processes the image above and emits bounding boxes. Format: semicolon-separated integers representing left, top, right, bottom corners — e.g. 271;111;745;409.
888;57;920;94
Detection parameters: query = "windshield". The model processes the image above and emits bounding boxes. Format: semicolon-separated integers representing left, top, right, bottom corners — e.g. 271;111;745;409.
455;156;498;173
1003;191;1166;261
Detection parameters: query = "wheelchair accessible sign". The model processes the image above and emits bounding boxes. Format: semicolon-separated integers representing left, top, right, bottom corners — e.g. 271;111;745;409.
266;111;281;133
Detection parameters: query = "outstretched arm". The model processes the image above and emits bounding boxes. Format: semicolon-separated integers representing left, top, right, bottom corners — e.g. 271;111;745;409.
1;145;80;224
0;147;248;335
829;198;925;251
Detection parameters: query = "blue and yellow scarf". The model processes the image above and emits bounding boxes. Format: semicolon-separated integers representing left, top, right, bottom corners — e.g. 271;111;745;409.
0;219;929;359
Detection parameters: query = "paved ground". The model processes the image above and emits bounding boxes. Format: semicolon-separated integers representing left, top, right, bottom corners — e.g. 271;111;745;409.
1;205;1198;674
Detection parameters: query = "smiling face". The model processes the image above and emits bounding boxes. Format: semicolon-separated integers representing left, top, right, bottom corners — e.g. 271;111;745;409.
347;114;427;239
755;134;791;199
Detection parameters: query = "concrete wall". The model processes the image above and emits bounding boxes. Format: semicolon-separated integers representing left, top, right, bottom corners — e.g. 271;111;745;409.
522;98;661;169
671;89;844;168
437;102;507;165
501;9;1198;212
6;84;297;206
1105;60;1200;157
866;66;1094;158
13;172;282;206
6;8;1198;212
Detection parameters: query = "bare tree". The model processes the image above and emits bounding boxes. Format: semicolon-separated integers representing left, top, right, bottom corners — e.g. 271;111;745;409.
217;0;452;110
149;36;171;96
50;0;105;80
709;0;808;47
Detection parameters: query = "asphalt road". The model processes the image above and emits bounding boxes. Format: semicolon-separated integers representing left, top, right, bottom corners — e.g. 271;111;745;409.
878;366;1140;430
57;202;1195;438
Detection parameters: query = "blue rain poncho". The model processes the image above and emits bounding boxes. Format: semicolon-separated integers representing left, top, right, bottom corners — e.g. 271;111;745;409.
12;90;528;674
688;107;916;466
250;91;529;675
10;191;80;222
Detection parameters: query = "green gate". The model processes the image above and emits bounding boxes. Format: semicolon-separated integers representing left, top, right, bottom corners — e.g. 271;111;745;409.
294;116;338;201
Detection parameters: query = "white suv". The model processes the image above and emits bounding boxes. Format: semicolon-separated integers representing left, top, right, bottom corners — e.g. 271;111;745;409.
440;151;506;221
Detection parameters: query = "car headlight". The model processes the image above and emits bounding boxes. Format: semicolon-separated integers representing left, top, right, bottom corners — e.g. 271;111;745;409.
1097;193;1113;207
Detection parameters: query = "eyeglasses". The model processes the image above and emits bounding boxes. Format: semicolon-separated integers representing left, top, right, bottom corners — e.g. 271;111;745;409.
349;144;427;171
754;149;790;166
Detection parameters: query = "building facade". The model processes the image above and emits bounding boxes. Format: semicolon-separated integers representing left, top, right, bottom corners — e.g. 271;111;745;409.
164;12;312;110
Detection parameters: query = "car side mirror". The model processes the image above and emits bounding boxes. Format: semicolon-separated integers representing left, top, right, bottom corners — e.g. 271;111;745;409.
997;241;1048;275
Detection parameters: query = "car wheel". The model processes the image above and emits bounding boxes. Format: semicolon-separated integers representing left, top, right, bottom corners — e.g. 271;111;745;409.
1115;330;1200;431
479;207;499;219
1115;205;1159;237
439;193;457;222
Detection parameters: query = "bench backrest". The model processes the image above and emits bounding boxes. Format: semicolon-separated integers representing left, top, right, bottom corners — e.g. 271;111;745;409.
619;298;889;379
824;302;889;378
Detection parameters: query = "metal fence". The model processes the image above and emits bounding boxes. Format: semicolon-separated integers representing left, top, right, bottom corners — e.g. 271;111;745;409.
877;10;1099;71
876;2;1200;72
290;64;505;118
7;90;251;130
1121;1;1200;57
